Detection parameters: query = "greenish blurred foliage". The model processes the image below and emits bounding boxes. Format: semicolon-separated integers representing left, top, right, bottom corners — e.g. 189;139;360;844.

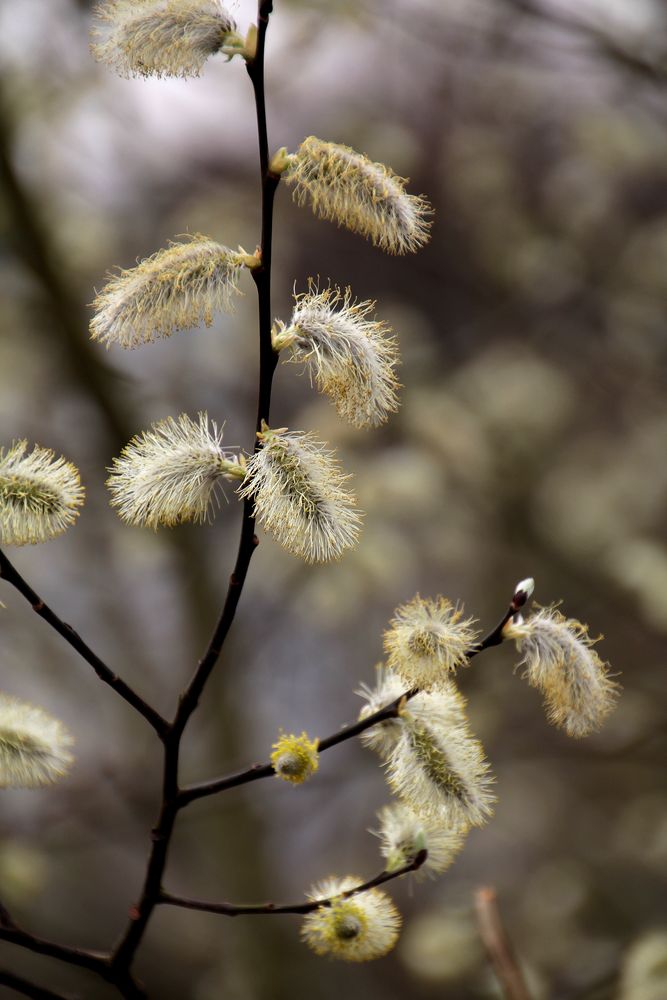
1;0;667;997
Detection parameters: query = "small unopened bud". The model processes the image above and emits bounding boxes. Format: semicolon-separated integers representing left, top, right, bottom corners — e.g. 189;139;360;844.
269;146;293;177
242;23;258;61
513;577;535;608
238;246;262;270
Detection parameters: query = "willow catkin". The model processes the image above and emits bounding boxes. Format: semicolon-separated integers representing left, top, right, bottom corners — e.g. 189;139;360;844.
90;236;249;349
301;876;401;962
0;694;74;788
505;606;619;738
238;424;362;563
91;0;241;79
273;284;400;428
107;413;244;528
284;137;432;254
0;441;84;546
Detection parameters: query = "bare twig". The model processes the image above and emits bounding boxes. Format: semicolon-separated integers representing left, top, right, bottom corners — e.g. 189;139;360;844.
475;886;533;1000
0;920;108;977
0;548;168;738
158;850;428;917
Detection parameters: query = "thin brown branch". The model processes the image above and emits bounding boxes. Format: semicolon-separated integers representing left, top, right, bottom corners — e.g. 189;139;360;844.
0;548;168;738
475;886;533;1000
177;592;523;807
158;850;427;917
0;924;108;978
108;0;279;980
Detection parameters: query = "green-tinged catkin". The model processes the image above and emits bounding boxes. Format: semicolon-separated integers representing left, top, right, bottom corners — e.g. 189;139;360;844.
0;441;84;546
107;413;244;528
0;694;74;788
301;876;401;962
356;670;495;827
384;594;480;690
374;801;468;878
238;425;362;563
386;709;494;827
505;606;619;738
285;137;432;254
90;236;249;349
273;284;400;428
356;667;468;757
91;0;242;78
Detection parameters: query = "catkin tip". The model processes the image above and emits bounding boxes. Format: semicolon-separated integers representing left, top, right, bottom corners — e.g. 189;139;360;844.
0;694;74;788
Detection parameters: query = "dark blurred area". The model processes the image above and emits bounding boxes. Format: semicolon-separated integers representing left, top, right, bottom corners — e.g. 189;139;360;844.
1;0;667;997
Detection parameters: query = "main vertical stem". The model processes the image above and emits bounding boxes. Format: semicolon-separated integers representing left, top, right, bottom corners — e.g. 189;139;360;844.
109;4;279;990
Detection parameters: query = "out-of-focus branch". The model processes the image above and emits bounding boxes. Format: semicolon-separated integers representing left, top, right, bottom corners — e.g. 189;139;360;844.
475;886;533;1000
158;850;428;917
498;0;667;84
0;90;133;448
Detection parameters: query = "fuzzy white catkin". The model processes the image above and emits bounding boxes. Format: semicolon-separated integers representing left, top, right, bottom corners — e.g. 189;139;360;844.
285;137;433;254
0;441;84;546
357;668;495;827
384;594;480;690
238;425;362;563
374;801;468;878
301;876;401;962
506;606;619;738
273;284;400;429
356;667;469;756
0;694;74;788
91;0;240;79
385;697;495;828
90;236;247;349
107;413;243;528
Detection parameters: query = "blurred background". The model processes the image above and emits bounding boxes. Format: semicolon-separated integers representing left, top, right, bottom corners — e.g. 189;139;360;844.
1;0;666;997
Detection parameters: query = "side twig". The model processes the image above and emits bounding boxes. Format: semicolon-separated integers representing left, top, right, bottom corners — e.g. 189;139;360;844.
177;595;521;807
157;850;428;917
0;548;168;738
475;886;533;1000
0;919;107;978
